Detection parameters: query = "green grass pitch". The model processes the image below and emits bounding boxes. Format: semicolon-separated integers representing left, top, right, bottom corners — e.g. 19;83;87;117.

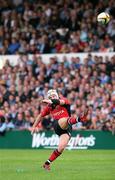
0;150;115;180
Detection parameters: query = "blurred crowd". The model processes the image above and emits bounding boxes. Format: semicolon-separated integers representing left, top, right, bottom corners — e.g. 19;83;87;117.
0;54;115;135
0;0;115;55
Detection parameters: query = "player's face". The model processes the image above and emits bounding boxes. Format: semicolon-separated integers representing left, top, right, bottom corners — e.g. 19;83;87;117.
49;94;59;100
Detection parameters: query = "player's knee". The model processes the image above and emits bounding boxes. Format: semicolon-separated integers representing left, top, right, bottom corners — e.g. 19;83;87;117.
58;145;65;153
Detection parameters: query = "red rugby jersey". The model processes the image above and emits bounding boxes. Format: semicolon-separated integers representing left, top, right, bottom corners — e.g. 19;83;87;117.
41;97;71;120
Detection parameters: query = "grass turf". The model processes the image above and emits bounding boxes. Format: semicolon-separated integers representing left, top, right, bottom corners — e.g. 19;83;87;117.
0;150;115;180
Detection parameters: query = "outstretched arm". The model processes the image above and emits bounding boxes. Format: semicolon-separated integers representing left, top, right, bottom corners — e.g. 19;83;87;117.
31;113;43;135
42;98;68;106
31;103;51;135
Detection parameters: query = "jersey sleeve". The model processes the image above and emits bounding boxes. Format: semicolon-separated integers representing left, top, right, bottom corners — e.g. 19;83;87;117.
40;106;50;117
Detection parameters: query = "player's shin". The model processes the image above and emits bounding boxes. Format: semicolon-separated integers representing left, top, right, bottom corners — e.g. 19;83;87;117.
45;149;62;165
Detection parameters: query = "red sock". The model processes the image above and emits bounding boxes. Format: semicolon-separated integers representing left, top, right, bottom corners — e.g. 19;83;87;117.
67;117;78;125
46;149;61;164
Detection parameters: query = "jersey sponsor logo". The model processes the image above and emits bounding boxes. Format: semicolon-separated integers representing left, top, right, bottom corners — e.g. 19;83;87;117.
51;110;65;116
32;132;96;149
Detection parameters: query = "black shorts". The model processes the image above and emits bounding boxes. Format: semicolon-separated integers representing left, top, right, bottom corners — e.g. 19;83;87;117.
53;120;72;137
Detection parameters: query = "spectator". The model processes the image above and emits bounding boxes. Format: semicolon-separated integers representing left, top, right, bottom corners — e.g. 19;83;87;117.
0;111;7;135
0;53;114;133
14;112;25;130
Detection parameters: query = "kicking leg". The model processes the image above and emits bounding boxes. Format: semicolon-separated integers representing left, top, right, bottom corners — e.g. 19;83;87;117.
56;108;89;129
67;109;89;125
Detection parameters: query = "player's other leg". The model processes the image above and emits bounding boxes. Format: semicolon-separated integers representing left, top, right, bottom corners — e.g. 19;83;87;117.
57;109;89;130
43;133;70;171
67;108;89;125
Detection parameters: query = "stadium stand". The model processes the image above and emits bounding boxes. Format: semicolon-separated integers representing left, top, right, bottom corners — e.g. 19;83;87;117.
0;0;114;54
0;53;115;134
0;0;115;134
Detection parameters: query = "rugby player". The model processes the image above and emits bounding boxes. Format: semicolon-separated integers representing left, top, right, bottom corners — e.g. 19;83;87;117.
31;89;88;170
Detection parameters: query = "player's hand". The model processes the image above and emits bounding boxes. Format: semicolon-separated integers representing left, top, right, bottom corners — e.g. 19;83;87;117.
42;99;52;104
31;127;36;135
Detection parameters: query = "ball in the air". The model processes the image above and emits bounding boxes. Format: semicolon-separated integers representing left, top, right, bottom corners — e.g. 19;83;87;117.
97;12;110;24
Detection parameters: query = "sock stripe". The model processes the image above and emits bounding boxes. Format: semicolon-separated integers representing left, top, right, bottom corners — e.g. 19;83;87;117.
47;160;51;164
67;117;71;124
67;117;78;125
